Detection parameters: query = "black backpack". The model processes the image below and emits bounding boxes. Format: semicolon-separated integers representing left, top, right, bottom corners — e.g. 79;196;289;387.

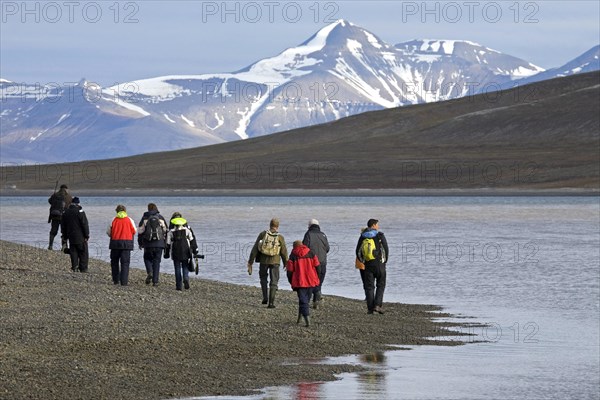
171;228;191;259
49;193;66;217
143;215;164;242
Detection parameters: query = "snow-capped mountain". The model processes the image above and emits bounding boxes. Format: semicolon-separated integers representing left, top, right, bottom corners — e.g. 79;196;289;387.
0;80;223;163
110;21;545;139
508;45;600;87
1;19;597;164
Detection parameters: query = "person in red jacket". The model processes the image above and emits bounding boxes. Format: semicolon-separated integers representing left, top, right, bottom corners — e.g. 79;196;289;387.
286;240;320;327
106;204;137;286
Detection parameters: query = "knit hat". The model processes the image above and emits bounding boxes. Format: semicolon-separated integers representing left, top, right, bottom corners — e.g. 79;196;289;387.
72;197;80;204
309;218;319;226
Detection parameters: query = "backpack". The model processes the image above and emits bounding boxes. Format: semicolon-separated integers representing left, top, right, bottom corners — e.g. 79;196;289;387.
144;215;165;242
359;236;385;263
49;193;66;217
360;237;378;262
259;231;281;256
171;228;191;260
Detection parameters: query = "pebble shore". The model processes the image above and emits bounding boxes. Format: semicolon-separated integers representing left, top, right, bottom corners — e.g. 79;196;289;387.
0;241;470;399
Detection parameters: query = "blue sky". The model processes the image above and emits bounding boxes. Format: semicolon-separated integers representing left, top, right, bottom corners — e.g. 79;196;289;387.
1;1;599;86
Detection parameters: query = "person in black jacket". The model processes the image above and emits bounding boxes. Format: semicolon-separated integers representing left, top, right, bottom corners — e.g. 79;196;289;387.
61;197;89;272
138;203;168;286
165;212;199;291
356;219;389;314
302;219;330;309
47;184;72;250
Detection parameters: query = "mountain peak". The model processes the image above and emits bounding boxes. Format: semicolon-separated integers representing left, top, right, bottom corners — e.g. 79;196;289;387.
397;39;485;56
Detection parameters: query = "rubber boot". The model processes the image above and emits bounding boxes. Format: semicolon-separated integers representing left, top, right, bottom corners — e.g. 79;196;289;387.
267;288;276;308
261;284;268;305
297;313;302;324
48;234;54;250
303;315;310;327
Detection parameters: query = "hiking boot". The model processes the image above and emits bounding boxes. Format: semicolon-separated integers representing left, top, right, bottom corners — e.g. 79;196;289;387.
153;282;159;287
261;285;268;305
312;301;320;310
297;313;302;324
374;306;385;315
367;310;374;314
267;289;276;308
176;287;182;291
145;274;152;285
184;280;190;290
303;315;310;327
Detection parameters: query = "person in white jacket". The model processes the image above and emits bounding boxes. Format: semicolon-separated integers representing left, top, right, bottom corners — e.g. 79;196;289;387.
164;212;199;291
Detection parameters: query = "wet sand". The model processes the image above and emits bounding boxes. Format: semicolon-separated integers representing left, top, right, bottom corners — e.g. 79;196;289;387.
0;241;472;399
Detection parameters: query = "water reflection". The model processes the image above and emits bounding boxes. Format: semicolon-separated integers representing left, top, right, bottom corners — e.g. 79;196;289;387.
293;382;322;400
357;352;387;397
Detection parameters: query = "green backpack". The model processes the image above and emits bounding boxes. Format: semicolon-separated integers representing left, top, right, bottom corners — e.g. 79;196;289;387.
361;237;378;262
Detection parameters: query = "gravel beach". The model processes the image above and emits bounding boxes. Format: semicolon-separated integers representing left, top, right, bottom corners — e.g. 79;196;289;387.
0;241;471;400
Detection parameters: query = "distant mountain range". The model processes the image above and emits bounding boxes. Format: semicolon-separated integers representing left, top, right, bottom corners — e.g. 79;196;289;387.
2;72;598;192
1;19;598;164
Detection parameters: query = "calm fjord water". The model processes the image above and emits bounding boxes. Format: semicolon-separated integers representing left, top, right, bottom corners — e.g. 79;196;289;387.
1;196;598;399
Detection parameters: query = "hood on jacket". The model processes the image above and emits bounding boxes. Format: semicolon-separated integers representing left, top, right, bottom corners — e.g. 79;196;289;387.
361;228;378;238
116;211;128;218
171;217;187;226
291;244;311;257
308;224;321;231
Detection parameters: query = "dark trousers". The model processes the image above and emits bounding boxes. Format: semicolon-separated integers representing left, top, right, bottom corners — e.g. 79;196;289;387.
297;288;312;317
49;219;64;248
110;249;131;286
359;268;367;297
173;259;190;290
312;262;327;302
364;264;386;311
69;242;88;272
50;219;61;236
144;247;163;284
259;264;280;301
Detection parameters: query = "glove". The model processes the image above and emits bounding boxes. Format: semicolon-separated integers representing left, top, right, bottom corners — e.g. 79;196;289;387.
247;262;252;275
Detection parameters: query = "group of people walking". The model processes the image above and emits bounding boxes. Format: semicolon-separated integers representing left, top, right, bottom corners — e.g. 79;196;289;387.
48;187;200;291
107;203;200;290
247;217;389;326
246;218;330;326
49;186;390;324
